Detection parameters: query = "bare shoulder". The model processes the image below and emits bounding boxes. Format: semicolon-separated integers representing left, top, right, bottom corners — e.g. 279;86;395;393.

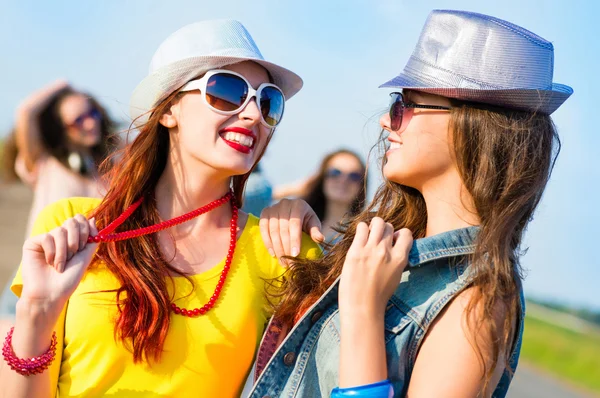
405;286;512;398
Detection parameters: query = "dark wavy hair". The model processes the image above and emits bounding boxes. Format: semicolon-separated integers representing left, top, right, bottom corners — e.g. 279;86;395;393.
38;88;116;175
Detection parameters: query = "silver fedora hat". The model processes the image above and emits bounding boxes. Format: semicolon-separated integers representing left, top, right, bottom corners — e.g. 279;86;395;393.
380;10;573;114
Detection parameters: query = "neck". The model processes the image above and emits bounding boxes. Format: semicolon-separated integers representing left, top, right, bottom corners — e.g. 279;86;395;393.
155;151;232;226
420;172;480;237
322;200;352;233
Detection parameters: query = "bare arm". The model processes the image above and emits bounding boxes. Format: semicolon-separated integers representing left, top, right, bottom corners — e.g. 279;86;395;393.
1;299;63;398
272;173;317;201
406;288;510;397
15;80;69;172
338;220;413;387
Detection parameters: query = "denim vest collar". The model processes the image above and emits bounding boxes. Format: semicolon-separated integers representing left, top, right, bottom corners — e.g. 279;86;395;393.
408;226;479;267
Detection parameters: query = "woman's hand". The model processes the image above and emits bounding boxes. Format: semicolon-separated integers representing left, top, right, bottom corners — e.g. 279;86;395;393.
339;218;413;317
19;215;99;316
15;79;71;170
259;198;324;259
337;217;413;388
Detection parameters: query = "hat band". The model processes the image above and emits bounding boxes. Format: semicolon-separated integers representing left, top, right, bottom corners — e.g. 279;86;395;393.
402;56;554;91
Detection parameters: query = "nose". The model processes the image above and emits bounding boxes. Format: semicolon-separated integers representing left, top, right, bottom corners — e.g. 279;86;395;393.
238;97;261;126
380;112;392;132
82;114;99;130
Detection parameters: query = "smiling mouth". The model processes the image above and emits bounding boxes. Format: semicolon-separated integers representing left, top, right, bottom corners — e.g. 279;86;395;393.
220;131;255;148
218;127;257;154
388;141;402;150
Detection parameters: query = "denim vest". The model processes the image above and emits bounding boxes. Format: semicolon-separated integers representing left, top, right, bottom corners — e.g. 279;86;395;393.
249;227;524;398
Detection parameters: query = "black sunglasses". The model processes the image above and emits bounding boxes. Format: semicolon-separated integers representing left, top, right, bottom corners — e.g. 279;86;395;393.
326;168;362;183
389;92;451;132
65;108;102;129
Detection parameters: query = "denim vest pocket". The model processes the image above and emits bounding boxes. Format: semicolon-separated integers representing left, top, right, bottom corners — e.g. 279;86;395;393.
384;301;413;343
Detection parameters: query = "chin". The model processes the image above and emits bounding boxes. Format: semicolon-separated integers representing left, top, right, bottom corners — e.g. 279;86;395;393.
383;169;410;187
220;162;254;177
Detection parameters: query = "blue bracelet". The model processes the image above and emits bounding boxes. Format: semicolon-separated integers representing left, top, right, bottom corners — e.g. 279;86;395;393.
331;380;394;397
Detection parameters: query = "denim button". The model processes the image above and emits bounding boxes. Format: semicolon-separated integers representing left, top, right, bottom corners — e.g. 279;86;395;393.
283;351;296;366
311;311;322;323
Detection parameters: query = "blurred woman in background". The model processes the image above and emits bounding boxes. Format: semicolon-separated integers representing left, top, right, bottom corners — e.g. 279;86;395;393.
12;80;116;236
0;80;116;334
273;149;366;245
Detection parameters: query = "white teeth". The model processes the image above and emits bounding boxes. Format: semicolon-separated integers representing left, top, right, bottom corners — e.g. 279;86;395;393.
222;132;254;147
390;142;402;149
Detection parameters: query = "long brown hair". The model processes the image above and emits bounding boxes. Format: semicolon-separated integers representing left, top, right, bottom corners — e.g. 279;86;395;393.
275;98;559;390
91;85;274;363
302;149;367;222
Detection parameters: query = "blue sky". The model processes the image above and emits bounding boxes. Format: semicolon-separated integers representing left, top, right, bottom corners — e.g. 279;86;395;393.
1;0;598;310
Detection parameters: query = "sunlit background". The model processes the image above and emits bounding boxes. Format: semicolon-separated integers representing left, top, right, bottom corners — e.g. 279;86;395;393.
1;1;598;395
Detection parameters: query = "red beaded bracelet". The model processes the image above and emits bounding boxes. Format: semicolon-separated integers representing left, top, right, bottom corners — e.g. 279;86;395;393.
2;327;57;376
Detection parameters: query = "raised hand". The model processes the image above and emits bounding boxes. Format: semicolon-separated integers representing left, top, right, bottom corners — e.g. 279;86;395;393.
339;218;413;316
20;215;99;311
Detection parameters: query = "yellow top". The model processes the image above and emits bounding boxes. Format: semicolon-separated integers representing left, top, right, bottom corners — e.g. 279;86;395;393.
12;197;321;398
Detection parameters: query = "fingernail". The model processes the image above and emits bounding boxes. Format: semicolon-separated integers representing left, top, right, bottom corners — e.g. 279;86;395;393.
291;247;299;257
57;261;64;271
268;248;276;258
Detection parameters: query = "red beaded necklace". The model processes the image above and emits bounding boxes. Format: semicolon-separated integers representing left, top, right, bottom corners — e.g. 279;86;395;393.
87;190;238;317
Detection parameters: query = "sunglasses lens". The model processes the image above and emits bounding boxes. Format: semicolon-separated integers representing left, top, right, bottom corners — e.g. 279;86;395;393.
389;93;403;131
326;168;342;178
72;108;99;128
74;115;85;127
259;86;285;127
90;108;101;120
348;172;362;182
205;73;248;112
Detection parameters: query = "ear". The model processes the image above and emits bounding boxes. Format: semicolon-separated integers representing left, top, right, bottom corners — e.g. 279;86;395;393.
158;99;181;129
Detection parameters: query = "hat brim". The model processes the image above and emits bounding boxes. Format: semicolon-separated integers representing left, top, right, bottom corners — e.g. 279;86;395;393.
130;55;303;125
379;73;573;115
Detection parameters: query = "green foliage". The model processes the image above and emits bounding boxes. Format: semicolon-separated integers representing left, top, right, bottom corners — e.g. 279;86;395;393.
522;314;600;393
528;297;600;326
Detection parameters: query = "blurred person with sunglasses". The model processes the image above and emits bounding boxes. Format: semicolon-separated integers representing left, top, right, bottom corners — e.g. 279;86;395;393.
9;80;115;238
273;149;366;246
1;20;319;398
0;82;116;344
252;10;572;398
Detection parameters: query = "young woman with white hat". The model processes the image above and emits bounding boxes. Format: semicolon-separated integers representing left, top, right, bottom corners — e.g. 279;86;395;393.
1;20;320;397
252;10;573;397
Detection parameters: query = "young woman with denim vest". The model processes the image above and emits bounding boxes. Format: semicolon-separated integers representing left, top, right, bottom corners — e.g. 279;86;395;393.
253;10;572;397
0;20;321;398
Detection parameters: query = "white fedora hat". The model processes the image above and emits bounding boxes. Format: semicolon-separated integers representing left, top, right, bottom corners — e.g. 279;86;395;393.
130;19;303;124
380;10;573;114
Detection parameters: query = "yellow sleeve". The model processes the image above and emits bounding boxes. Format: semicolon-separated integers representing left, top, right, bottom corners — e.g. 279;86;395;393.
261;233;324;281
